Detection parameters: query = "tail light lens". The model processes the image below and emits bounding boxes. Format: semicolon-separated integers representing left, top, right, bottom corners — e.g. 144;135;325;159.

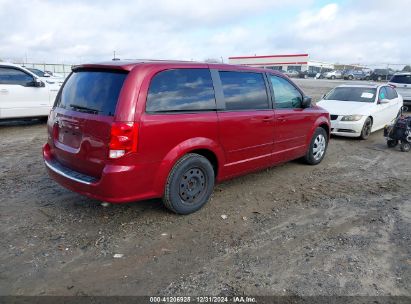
389;84;397;88
109;122;138;159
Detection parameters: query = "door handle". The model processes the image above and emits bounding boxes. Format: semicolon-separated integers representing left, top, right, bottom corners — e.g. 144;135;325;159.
262;116;273;122
277;116;287;122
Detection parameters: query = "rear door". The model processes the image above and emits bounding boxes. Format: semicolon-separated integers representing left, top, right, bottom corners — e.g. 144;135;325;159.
389;74;411;101
0;66;50;118
215;70;274;176
50;69;128;178
268;74;314;162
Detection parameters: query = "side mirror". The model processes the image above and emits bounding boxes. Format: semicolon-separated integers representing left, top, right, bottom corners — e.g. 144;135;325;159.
27;78;45;87
302;96;312;108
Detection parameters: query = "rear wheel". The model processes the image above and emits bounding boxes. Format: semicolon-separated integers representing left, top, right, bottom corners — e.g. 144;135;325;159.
360;117;373;140
400;142;411;152
304;128;328;165
163;153;215;214
331;75;336;80
377;76;382;81
348;75;354;80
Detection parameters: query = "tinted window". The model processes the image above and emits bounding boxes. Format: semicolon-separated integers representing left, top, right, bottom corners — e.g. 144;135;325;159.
270;75;303;108
0;67;33;85
219;71;269;110
146;69;216;112
390;75;411;84
386;87;398;99
56;70;127;116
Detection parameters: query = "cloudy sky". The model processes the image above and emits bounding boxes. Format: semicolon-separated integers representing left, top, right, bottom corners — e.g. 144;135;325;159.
0;0;410;66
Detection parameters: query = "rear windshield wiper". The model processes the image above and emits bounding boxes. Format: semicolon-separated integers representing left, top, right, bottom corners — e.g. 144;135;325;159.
70;104;99;114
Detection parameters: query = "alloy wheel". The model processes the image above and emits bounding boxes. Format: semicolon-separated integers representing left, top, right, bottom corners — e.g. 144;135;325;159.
313;134;326;161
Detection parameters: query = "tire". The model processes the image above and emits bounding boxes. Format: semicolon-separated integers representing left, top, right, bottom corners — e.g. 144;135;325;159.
304;74;308;79
331;75;336;80
365;76;370;81
387;139;398;148
377;76;382;81
360;117;373;140
400;142;411;152
163;153;215;214
303;128;328;165
348;75;354;80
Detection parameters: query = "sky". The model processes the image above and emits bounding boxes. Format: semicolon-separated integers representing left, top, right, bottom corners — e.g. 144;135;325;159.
0;0;410;66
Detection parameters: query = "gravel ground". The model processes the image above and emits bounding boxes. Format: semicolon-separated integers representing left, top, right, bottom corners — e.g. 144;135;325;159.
0;79;410;297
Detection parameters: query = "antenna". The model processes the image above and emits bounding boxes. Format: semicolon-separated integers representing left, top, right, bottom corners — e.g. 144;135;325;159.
112;51;120;61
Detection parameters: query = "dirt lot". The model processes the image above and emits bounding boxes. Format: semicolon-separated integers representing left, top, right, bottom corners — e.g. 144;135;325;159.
0;79;410;297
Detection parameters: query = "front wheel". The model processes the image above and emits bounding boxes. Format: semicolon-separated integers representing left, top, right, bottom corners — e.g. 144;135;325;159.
163;153;215;214
360;117;373;140
400;142;411;152
304;128;328;165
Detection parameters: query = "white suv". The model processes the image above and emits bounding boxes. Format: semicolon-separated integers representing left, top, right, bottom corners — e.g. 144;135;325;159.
389;72;411;106
0;63;61;119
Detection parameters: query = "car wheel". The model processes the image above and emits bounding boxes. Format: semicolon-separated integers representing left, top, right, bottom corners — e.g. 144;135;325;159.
387;139;398;148
365;76;370;80
163;153;215;214
331;76;336;80
304;74;308;79
304;128;328;165
360;117;373;140
348;75;354;80
400;142;411;152
377;76;382;81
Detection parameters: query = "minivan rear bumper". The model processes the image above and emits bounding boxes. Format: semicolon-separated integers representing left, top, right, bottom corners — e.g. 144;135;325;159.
43;143;159;203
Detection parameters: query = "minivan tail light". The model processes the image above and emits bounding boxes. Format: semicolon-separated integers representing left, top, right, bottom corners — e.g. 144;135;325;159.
109;122;138;159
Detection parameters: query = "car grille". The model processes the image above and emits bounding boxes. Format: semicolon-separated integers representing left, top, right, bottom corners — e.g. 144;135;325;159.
330;115;339;120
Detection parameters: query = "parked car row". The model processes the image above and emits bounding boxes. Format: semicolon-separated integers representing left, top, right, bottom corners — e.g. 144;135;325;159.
1;60;409;215
314;68;397;81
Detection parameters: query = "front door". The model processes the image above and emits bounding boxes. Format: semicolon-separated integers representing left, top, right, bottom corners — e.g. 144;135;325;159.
268;74;314;162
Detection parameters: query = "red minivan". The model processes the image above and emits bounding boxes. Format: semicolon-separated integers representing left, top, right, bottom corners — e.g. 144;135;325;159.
43;60;330;214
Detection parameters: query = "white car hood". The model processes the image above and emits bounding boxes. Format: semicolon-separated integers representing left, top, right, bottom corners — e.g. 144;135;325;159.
317;100;372;116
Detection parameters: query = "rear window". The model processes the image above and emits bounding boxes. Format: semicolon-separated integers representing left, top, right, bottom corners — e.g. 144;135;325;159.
146;69;216;112
219;71;269;110
390;75;411;84
56;70;128;116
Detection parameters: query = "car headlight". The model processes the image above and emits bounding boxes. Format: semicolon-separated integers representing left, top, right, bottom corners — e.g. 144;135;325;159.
341;115;363;121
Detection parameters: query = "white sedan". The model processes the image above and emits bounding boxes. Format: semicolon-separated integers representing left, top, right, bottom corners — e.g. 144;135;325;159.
317;84;403;139
0;62;61;120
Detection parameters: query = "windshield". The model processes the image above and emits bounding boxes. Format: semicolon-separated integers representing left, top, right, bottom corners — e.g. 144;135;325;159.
28;68;45;77
324;87;376;103
55;70;128;116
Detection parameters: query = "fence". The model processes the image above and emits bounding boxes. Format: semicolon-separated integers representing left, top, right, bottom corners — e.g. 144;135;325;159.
13;62;73;78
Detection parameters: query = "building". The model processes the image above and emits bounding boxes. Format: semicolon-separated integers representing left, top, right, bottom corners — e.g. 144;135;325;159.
228;54;334;75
